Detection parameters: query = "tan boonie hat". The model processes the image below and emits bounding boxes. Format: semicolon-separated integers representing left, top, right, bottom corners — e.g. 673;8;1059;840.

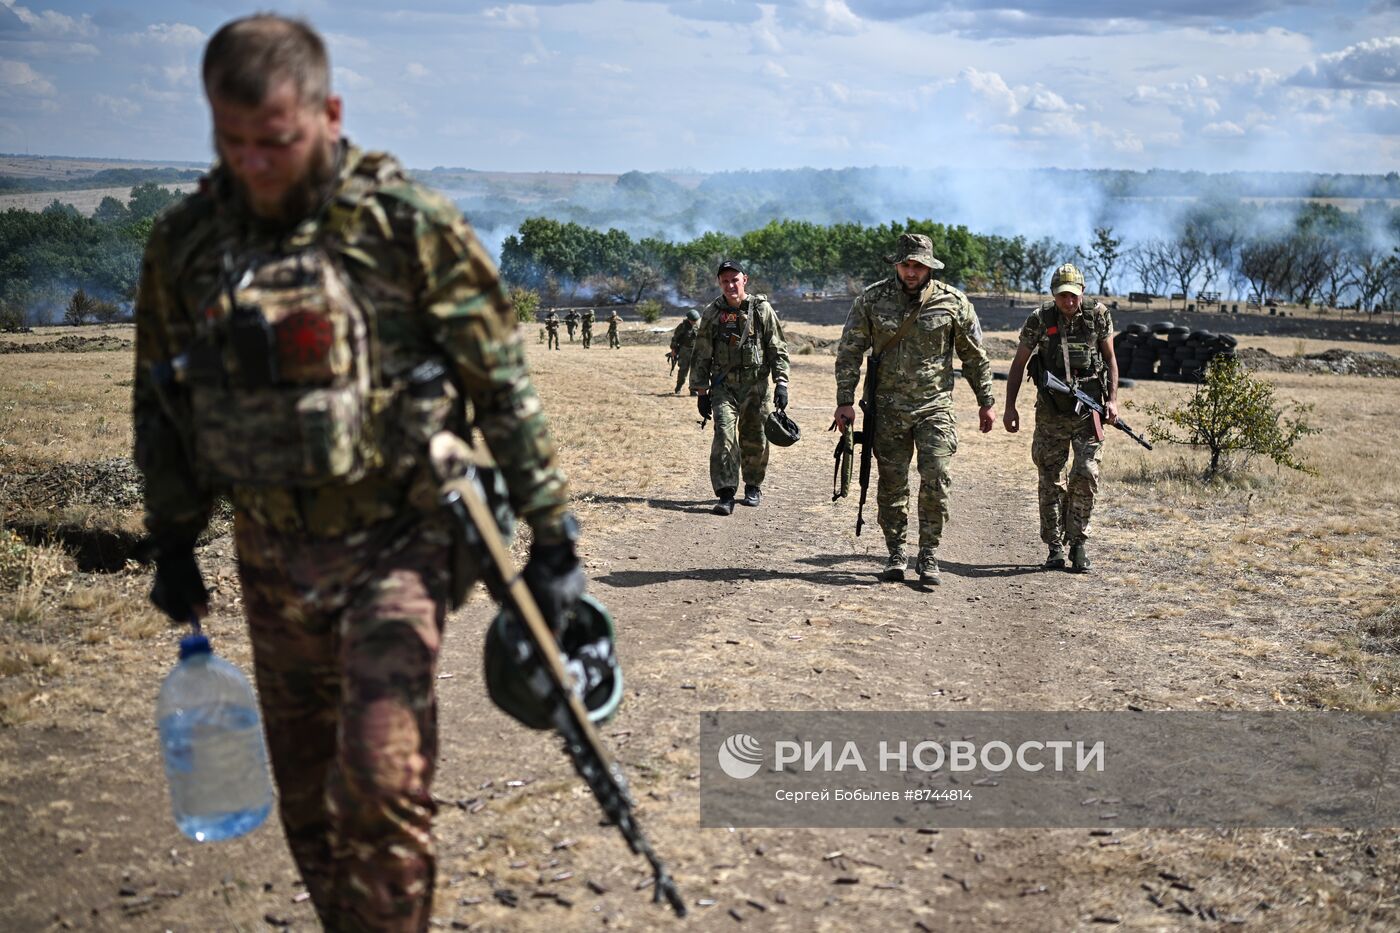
884;232;945;270
1050;263;1085;296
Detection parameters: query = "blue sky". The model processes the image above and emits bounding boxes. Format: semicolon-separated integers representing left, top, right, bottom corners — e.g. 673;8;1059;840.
2;0;1400;174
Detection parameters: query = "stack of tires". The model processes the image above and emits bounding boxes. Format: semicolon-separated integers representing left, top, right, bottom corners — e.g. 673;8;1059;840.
1111;322;1238;382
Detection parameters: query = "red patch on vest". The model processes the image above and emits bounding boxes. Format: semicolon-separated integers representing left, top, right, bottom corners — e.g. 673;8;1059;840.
276;311;334;368
1046;325;1059;335
720;311;739;325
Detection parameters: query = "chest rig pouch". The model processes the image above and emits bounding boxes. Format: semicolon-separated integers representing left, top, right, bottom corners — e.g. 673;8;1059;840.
1036;305;1104;416
185;244;392;487
715;301;761;371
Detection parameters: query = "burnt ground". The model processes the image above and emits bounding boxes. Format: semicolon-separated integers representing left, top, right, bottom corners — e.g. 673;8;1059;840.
1;340;1397;931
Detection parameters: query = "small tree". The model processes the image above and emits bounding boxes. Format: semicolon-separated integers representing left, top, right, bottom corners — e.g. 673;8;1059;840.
509;286;539;323
1143;356;1317;480
1087;226;1122;296
636;299;662;323
0;301;25;333
65;288;96;326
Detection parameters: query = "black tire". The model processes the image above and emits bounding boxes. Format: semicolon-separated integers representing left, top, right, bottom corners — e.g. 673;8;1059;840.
1118;377;1137;389
1189;330;1214;341
1124;323;1149;335
1217;334;1238;348
1151;321;1174;334
1169;325;1190;336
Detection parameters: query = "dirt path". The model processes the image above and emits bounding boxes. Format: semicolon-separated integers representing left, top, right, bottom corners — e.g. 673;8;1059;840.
1;341;1395;931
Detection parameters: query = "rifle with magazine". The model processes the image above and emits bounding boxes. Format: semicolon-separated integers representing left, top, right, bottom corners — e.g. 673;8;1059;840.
429;433;687;917
1037;368;1153;450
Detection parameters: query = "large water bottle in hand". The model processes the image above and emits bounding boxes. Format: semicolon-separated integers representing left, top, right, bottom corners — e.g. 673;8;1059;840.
157;634;273;842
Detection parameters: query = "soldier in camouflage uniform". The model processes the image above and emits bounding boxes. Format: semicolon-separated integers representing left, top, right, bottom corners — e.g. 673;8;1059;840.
606;309;622;349
580;308;595;348
690;260;791;515
1004;263;1119;573
834;234;996;585
669;308;700;395
132;17;585;932
544;310;561;350
564;309;579;342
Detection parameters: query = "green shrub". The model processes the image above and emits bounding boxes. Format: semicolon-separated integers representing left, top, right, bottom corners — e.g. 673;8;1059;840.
510;287;540;323
637;299;662;323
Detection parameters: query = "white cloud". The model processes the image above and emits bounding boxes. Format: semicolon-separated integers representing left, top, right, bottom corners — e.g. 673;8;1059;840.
1201;120;1246;137
960;67;1019;116
484;5;541;30
763;61;789;79
130;22;205;47
94;93;140;119
4;2;95;39
791;0;863;36
1026;89;1081;113
599;62;631;75
334;67;371;91
0;57;54;96
405;62;429;80
751;25;783;54
1290;36;1400;87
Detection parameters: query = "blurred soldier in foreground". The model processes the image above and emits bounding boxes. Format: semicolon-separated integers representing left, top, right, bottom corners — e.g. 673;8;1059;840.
580;308;595;348
132;15;585;930
1003;263;1119;573
606;309;622;349
691;260;790;515
669;308;700;395
544;310;561;350
564;308;579;342
833;234;996;585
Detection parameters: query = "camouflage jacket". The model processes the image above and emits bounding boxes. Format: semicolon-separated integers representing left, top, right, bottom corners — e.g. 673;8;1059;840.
581;310;595;325
669;318;697;353
1017;299;1113;381
133;141;570;541
834;277;994;413
607;313;620;331
689;293;789;392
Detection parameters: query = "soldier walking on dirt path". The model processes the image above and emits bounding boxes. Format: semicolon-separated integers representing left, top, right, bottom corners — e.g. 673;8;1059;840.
691;260;791;515
544;310;561;350
669;308;700;395
565;309;579;342
581;309;594;348
607;309;622;349
132;15;588;932
833;233;997;585
1003;263;1120;573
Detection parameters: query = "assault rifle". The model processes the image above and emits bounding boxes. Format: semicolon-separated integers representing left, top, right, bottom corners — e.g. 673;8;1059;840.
697;368;729;430
852;354;879;536
1038;370;1153;450
666;350;677;374
430;434;686;917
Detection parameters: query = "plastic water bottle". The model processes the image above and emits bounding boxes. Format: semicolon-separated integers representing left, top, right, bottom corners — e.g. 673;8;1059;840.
156;634;273;842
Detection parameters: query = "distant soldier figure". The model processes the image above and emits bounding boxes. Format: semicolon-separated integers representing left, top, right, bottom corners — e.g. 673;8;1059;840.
1003;263;1120;573
131;15;586;931
564;309;579;342
833;233;996;585
691;260;791;515
606;309;623;349
669;308;701;395
544;310;561;350
581;308;595;348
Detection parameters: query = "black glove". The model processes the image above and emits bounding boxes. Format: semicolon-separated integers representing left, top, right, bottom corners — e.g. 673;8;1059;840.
774;383;789;411
697;394;712;420
148;535;208;623
523;539;586;638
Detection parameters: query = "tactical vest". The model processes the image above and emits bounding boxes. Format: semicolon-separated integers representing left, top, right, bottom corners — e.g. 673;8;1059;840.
180;155;456;489
1033;303;1105;413
709;295;767;378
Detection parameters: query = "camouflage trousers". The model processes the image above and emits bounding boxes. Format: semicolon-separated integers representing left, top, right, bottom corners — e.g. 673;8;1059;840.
236;510;452;933
709;378;770;495
1031;403;1103;545
608;328;621;349
673;349;693;393
546;329;559;350
565;323;576;342
874;403;958;556
581;325;592;348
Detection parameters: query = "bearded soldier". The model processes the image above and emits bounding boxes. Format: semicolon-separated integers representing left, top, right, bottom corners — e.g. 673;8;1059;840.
690;260;791;515
1003;263;1119;573
544;310;561;350
833;233;996;585
580;308;595;348
132;16;587;930
669;308;701;395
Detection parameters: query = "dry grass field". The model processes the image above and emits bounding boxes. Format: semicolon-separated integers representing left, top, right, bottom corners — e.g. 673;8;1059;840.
1;320;1397;930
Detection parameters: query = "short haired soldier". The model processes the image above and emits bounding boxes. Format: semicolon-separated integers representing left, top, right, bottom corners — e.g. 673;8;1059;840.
564;308;579;342
669;308;701;395
132;15;586;930
1003;263;1119;573
544;309;561;350
691;260;791;514
833;234;996;585
580;308;595;348
606;309;622;349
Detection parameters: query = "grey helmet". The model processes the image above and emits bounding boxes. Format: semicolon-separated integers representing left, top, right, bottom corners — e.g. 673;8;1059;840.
764;409;801;447
484;594;623;731
686;308;701;321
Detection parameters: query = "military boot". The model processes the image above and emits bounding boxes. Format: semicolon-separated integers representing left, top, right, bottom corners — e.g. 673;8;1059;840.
713;489;736;516
1045;544;1067;570
741;484;762;508
881;551;907;583
916;549;941;585
1069;542;1091;574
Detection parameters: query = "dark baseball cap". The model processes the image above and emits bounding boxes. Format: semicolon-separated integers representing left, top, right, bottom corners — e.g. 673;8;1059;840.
716;259;745;276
